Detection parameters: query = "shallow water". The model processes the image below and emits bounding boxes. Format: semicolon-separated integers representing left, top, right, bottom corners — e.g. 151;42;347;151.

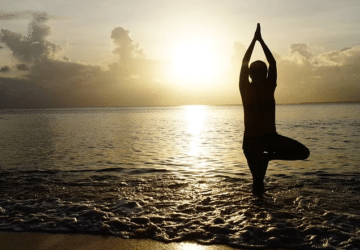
0;104;359;249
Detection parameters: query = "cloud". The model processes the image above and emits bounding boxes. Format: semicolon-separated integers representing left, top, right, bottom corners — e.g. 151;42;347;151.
2;10;359;108
108;27;147;79
0;12;61;62
16;64;29;71
0;15;171;108
290;43;313;60
285;43;315;65
0;77;61;108
28;12;50;41
0;10;32;21
0;12;18;20
231;40;360;104
28;59;103;87
0;66;10;72
275;45;360;103
111;27;144;62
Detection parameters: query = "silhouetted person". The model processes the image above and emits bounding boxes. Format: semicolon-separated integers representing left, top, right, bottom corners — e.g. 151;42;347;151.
240;24;310;196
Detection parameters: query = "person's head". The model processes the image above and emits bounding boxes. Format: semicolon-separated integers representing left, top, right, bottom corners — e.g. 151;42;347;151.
249;60;267;82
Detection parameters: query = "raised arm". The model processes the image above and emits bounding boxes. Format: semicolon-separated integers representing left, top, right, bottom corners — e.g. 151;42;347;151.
257;24;277;81
239;26;258;90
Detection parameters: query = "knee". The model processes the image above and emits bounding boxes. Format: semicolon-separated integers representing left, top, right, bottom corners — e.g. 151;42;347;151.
300;146;310;160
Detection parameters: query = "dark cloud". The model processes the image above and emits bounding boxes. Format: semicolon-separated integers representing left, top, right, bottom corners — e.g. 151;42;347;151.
0;46;3;49
28;12;50;42
0;10;36;21
341;47;351;52
0;11;22;20
111;27;144;63
0;66;10;72
0;12;61;62
108;27;152;81
0;77;59;108
0;18;170;108
0;74;170;108
28;59;103;86
16;64;29;71
0;10;67;22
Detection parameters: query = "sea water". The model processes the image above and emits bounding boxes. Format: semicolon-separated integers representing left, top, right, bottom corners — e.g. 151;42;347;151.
0;104;359;249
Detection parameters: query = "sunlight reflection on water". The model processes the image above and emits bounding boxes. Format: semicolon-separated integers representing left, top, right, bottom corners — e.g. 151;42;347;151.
174;241;232;250
0;104;359;249
184;106;208;172
0;104;359;177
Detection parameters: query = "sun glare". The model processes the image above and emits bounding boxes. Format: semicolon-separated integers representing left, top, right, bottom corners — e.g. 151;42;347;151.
173;42;217;82
184;105;207;159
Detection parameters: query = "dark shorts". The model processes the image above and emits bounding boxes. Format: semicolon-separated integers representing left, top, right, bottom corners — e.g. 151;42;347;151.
243;133;278;152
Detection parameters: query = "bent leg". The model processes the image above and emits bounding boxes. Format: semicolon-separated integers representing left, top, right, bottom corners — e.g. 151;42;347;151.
266;134;310;161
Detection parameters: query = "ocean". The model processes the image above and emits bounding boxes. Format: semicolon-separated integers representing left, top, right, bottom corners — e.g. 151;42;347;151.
0;103;359;249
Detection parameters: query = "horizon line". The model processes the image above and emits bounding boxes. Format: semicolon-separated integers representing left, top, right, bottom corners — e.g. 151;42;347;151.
0;100;359;110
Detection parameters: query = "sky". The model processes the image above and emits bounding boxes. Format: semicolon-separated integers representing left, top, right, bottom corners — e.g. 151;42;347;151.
0;0;360;108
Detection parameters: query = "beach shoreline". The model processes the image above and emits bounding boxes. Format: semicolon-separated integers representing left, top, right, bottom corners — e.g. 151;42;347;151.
0;231;238;250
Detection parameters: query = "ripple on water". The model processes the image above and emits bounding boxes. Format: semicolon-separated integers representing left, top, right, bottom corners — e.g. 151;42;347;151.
0;170;360;249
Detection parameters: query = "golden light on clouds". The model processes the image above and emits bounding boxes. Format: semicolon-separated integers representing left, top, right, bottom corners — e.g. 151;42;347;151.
1;1;360;108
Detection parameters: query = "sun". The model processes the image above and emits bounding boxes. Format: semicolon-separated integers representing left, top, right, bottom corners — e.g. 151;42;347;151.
172;42;217;82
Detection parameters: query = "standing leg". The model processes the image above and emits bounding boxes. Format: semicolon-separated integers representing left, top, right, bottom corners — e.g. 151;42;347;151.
243;145;268;197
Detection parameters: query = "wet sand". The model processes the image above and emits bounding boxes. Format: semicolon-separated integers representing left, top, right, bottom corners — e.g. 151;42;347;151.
0;232;236;250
